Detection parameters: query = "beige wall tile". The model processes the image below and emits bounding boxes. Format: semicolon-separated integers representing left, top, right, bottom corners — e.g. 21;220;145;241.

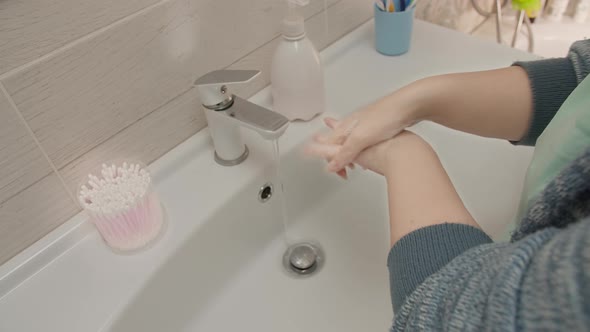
0;174;80;264
0;0;161;75
2;0;338;171
0;86;52;203
58;88;206;194
3;0;202;170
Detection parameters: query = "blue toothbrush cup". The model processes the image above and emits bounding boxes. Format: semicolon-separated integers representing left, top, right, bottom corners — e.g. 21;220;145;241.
374;5;415;56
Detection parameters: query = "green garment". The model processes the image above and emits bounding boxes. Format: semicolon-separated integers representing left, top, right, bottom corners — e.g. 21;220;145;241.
517;75;590;222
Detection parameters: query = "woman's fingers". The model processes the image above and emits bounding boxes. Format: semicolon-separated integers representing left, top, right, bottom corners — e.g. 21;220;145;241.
322;117;351;145
336;168;347;179
304;142;352;179
321;117;364;173
303;142;342;160
312;117;344;144
324;117;339;129
327;135;365;173
312;133;331;144
307;117;362;178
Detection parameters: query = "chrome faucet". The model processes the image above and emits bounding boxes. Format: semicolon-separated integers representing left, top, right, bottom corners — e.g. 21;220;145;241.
194;70;289;166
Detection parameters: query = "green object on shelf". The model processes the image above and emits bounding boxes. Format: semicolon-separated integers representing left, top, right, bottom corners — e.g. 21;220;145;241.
512;0;541;17
512;0;541;10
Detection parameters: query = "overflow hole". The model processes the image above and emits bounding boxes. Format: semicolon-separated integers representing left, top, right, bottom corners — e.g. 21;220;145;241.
258;183;273;203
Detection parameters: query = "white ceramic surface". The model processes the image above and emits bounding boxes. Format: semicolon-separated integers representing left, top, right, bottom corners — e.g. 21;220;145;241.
0;20;537;331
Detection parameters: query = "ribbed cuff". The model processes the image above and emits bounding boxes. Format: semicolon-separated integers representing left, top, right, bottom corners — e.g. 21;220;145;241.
511;58;578;146
387;223;492;312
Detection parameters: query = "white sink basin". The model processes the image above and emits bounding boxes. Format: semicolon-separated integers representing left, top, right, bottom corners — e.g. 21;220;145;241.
0;20;538;332
105;124;534;332
106;141;393;332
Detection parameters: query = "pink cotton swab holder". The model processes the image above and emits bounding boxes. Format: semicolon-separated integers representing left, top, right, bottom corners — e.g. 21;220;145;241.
78;161;165;252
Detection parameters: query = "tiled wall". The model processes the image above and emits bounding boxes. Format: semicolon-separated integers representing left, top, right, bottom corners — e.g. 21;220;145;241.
0;0;372;264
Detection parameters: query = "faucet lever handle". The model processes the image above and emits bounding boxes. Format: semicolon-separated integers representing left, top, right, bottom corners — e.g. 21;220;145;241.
194;70;260;87
194;70;261;108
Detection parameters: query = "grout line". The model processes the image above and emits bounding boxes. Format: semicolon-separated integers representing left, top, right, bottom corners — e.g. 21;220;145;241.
0;176;47;206
0;0;172;81
0;83;79;207
320;15;373;51
56;86;195;174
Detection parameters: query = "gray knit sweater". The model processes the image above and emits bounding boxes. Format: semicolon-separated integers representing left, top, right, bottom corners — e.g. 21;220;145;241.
388;40;590;331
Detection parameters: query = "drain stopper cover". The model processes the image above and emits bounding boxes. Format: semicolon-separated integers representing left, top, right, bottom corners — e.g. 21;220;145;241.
283;242;324;277
289;244;317;270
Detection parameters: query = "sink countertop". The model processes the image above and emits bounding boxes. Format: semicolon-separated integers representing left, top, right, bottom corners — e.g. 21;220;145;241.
0;20;538;331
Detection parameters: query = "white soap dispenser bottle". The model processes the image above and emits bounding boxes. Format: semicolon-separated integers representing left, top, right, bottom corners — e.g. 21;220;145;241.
271;0;326;121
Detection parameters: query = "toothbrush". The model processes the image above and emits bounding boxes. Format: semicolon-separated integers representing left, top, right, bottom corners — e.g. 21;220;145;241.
406;0;417;10
375;0;385;11
387;0;396;12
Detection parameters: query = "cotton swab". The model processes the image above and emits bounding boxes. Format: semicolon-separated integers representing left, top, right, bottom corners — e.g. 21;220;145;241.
78;162;164;252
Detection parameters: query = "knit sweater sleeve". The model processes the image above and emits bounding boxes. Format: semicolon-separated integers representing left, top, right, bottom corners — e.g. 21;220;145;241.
512;40;590;146
390;217;590;331
387;224;492;312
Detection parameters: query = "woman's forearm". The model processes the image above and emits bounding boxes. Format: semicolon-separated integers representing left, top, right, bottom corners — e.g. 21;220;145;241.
384;133;479;245
390;67;533;142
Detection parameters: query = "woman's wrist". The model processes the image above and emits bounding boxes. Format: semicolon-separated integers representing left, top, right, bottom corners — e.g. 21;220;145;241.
381;131;434;178
381;78;435;128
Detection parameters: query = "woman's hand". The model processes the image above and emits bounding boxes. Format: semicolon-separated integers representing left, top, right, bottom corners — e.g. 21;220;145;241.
305;117;426;177
314;85;423;175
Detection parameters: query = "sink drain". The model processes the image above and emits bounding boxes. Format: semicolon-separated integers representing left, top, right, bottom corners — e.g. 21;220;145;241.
283;242;324;277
